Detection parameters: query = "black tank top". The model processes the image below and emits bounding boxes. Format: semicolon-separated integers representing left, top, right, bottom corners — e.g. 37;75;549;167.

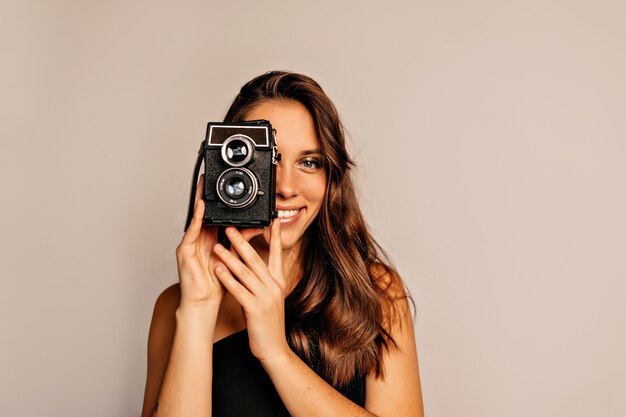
212;329;366;417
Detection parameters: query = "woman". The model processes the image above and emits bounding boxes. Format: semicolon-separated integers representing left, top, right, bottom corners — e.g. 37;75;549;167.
141;71;424;417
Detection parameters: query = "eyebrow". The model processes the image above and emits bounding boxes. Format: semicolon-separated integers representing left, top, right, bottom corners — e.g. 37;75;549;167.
300;149;322;156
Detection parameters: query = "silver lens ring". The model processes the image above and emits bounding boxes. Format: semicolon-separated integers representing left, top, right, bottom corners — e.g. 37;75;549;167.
216;167;259;209
221;134;254;167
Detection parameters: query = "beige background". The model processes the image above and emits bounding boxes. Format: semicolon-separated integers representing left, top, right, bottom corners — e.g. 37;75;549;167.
1;1;625;416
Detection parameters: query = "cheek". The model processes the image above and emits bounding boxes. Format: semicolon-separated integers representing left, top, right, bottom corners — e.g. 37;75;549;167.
305;175;327;209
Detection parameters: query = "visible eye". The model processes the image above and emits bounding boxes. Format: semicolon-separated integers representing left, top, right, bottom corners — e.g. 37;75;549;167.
298;157;323;171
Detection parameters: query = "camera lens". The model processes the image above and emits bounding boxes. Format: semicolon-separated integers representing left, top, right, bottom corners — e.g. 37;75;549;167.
216;167;259;209
222;135;254;167
226;142;248;163
225;177;246;198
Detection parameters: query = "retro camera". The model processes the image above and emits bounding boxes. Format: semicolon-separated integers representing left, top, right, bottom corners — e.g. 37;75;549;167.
185;120;280;229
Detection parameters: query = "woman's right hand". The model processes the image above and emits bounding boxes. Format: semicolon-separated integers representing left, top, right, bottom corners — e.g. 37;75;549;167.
175;174;223;309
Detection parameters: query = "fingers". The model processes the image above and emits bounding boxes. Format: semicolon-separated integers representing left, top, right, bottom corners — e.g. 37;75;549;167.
214;264;253;307
268;220;283;280
224;226;263;263
213;243;264;294
239;227;265;242
180;198;205;247
195;173;205;202
223;227;268;279
180;174;206;247
198;224;219;258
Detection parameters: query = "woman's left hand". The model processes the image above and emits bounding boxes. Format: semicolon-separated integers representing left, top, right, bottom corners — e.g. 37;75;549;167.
212;220;291;363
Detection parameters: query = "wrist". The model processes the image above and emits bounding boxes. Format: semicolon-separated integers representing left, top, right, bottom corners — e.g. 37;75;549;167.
178;296;221;312
175;302;220;325
259;342;296;370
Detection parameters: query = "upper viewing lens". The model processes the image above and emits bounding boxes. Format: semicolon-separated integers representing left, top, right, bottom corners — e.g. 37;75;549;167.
221;134;254;167
226;141;249;163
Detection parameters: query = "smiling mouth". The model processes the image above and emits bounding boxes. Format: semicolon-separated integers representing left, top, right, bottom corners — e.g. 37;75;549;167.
277;208;301;219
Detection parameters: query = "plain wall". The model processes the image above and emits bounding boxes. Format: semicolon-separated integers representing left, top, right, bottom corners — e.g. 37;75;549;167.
1;1;625;416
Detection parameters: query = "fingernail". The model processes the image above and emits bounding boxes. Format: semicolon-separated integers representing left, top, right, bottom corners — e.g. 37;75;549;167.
214;244;224;252
226;227;237;237
215;265;223;273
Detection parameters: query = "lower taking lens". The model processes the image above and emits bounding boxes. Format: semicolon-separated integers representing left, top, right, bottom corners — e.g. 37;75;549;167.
226;178;246;198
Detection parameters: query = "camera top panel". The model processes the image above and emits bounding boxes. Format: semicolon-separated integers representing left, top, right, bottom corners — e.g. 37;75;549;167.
206;121;273;148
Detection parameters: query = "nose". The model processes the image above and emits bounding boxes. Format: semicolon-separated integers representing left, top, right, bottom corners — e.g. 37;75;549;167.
275;163;297;199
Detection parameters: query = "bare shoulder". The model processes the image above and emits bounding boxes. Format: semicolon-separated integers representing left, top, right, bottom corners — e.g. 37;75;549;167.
365;264;424;417
148;283;182;345
148;283;180;348
140;283;181;417
153;283;181;322
370;263;412;333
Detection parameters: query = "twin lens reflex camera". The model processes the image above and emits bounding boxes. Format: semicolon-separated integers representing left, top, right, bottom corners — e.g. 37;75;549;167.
185;120;280;230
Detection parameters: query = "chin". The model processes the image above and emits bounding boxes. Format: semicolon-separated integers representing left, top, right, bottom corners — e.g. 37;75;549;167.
279;234;301;251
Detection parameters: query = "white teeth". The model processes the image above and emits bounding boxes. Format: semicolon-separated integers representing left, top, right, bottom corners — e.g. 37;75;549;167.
277;209;299;218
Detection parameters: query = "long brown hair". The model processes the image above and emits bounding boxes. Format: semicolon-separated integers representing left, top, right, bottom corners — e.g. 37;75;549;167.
224;71;407;387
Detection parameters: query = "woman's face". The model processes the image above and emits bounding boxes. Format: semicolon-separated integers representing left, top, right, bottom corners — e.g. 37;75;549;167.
245;100;327;251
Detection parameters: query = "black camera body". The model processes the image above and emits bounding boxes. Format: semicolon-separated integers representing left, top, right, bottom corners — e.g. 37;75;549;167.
197;120;279;227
